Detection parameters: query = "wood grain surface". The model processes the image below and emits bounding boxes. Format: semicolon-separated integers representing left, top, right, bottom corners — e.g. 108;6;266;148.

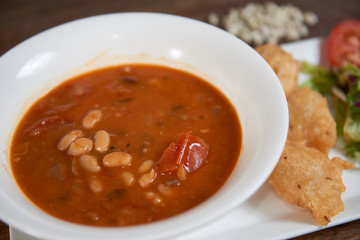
0;0;359;239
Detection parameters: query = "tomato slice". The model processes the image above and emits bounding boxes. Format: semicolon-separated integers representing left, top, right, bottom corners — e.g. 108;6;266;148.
155;132;209;174
183;136;209;173
24;115;66;136
327;19;360;68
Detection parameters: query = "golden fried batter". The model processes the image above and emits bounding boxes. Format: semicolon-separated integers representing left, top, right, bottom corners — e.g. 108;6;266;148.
287;87;337;155
263;45;355;226
268;141;351;226
255;43;300;97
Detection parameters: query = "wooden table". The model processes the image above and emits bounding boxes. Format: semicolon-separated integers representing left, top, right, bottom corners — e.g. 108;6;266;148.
0;0;359;239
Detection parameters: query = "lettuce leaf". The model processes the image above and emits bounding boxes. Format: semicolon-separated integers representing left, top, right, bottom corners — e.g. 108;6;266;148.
301;61;337;94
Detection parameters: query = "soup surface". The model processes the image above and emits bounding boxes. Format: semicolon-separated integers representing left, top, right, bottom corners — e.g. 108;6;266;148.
10;64;242;226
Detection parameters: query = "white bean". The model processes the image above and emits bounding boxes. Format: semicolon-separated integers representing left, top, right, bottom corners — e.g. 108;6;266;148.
82;109;103;129
67;138;93;156
120;171;135;186
144;191;162;205
139;169;156;187
89;178;103;193
57;130;84;151
158;184;172;196
94;130;110;152
79;155;101;172
103;152;132;167
138;160;154;174
177;165;187;181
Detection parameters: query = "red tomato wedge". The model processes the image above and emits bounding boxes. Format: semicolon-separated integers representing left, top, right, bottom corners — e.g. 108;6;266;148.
327;19;360;68
156;132;209;174
24;115;65;136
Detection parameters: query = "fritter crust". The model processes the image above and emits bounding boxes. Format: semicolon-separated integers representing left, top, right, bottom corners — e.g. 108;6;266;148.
287;87;337;155
269;141;350;226
255;43;300;97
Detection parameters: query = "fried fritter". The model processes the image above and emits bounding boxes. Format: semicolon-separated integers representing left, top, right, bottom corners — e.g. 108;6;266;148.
263;44;355;226
255;43;300;97
268;141;353;226
287;87;337;155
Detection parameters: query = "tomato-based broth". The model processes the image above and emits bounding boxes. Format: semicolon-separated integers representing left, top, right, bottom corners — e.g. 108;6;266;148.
10;64;242;226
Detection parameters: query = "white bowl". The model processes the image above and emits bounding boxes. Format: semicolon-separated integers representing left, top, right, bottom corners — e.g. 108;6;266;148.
0;13;288;240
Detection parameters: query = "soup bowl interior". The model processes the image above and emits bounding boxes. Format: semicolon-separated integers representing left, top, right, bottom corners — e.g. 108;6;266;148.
0;13;288;240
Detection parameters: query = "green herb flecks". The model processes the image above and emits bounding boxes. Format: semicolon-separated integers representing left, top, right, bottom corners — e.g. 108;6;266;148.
108;188;127;201
113;97;134;104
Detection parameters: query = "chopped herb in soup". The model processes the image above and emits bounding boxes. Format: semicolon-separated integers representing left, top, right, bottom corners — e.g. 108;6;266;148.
10;64;242;226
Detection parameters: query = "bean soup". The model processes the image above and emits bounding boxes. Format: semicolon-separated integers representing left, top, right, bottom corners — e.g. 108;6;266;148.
10;64;242;226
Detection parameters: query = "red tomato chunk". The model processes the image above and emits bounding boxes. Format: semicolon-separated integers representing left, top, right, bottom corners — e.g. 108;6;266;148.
327;19;360;68
156;132;209;174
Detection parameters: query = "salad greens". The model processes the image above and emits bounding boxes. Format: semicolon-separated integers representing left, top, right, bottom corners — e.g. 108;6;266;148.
301;62;360;163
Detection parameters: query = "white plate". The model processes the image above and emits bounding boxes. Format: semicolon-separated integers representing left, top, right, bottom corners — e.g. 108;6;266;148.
10;37;360;240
